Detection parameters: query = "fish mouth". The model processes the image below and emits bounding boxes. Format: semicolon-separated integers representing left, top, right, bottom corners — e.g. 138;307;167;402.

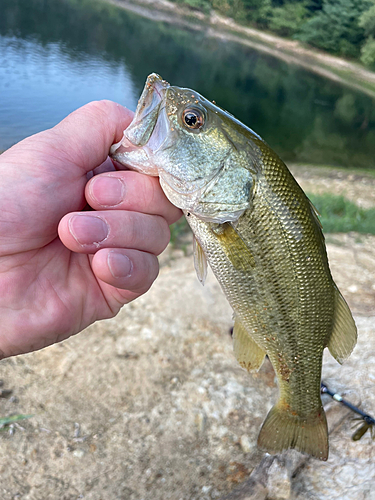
110;74;170;161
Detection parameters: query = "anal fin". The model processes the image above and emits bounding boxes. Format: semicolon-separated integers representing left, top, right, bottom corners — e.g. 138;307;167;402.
233;318;266;372
327;288;357;364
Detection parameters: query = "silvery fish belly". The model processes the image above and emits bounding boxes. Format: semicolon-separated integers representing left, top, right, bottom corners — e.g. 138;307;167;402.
110;73;357;460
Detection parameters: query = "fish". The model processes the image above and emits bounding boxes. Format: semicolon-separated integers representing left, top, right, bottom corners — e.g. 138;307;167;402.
110;73;357;460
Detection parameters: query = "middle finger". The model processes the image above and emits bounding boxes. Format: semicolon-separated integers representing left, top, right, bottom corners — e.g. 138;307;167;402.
58;210;170;256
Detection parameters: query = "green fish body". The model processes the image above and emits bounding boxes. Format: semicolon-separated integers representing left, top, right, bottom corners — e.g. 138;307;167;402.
111;74;357;460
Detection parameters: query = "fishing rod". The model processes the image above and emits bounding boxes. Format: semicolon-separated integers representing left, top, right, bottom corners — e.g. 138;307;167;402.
320;382;375;440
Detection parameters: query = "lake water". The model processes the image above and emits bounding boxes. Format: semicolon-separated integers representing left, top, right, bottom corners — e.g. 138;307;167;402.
1;0;375;168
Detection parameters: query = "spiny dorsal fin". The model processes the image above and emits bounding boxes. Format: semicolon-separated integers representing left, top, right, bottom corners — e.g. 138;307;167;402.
327;287;357;364
233;317;266;372
193;236;208;285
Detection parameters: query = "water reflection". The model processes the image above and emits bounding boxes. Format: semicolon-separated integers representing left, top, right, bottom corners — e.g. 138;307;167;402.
0;35;137;147
1;0;374;168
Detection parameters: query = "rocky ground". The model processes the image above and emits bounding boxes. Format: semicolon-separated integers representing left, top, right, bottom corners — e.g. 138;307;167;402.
0;165;374;500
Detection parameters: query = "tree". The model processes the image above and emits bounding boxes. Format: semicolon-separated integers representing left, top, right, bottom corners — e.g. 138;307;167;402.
359;0;375;37
359;1;375;66
360;37;375;66
296;0;372;57
268;2;309;36
306;0;323;12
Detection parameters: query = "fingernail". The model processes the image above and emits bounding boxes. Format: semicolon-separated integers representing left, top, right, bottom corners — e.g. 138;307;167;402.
69;215;108;245
108;251;133;278
90;176;124;207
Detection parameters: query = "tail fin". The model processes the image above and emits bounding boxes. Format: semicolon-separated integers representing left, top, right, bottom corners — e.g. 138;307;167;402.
257;402;329;461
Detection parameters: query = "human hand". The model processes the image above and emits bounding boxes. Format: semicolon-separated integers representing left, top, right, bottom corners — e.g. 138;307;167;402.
0;100;182;359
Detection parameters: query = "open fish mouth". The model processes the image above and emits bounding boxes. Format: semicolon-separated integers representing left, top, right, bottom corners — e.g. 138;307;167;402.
110;74;170;161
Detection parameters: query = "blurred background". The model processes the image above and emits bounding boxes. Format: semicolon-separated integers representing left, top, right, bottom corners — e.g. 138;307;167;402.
1;0;375;168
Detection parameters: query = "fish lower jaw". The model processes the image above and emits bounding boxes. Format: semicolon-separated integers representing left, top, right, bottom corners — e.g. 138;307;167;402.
110;134;139;157
110;142;161;176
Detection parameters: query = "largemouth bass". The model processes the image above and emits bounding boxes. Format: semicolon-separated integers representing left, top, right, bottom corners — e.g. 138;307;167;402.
110;74;357;460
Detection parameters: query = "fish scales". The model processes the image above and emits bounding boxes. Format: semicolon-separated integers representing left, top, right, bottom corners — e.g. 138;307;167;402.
110;73;357;460
186;153;333;439
187;168;332;458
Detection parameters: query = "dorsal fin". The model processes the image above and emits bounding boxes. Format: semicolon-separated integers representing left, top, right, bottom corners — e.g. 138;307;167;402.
327;288;357;364
308;198;323;230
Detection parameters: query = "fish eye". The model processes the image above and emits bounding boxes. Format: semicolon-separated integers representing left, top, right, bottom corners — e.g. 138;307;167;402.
182;108;204;130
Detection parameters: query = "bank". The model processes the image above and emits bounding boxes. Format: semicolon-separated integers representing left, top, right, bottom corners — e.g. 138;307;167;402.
107;0;375;99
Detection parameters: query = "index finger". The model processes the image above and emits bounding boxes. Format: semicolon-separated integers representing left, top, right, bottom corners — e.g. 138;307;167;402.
86;171;182;225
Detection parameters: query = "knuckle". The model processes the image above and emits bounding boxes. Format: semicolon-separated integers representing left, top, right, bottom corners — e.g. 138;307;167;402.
121;213;170;254
85;99;115;117
143;255;159;290
137;174;159;214
124;213;139;247
128;253;159;294
154;216;170;254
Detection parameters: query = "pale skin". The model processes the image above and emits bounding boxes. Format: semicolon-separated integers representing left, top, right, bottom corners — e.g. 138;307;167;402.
0;100;182;359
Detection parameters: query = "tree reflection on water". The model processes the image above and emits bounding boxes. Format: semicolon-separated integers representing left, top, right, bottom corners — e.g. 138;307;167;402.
0;0;374;168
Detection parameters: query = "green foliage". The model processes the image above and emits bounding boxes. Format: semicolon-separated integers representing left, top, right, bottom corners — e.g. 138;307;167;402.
296;0;372;57
154;0;375;67
359;2;375;66
166;0;375;69
209;0;271;24
170;218;190;247
268;2;309;36
361;36;375;66
210;0;243;20
307;193;375;234
243;0;275;24
306;0;324;12
334;94;357;124
175;0;211;12
0;414;33;431
359;2;375;37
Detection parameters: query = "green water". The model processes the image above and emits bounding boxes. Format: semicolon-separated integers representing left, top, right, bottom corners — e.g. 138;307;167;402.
1;0;375;168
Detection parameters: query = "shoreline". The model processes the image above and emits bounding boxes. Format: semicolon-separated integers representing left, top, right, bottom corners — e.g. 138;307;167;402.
107;0;375;99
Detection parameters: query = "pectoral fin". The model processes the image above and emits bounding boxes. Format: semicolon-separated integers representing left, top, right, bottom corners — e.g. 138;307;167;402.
212;223;255;273
233;318;266;372
193;236;208;285
327;288;357;364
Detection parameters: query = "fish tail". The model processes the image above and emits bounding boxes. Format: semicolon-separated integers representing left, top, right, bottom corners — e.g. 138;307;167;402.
257;401;328;460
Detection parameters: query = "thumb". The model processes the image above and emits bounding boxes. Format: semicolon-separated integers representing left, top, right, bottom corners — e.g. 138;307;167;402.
48;100;134;175
0;101;133;254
